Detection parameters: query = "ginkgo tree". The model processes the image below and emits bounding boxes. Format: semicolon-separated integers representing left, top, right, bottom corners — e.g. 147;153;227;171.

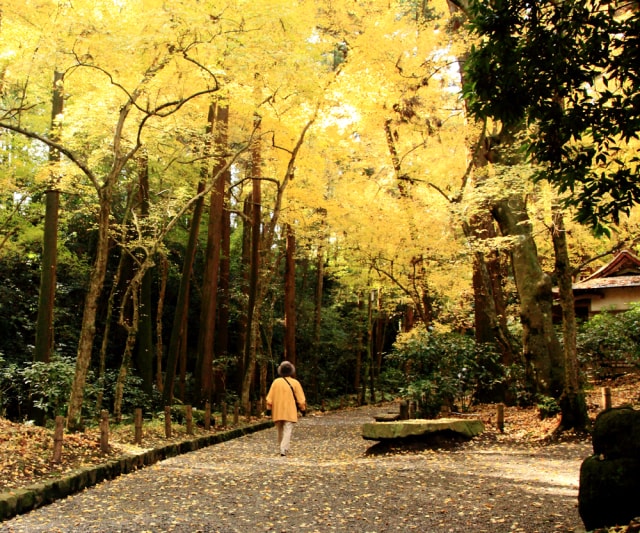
0;0;248;428
4;0;639;428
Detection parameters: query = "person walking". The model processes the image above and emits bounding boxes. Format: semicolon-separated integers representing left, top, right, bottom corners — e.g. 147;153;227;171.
266;361;306;456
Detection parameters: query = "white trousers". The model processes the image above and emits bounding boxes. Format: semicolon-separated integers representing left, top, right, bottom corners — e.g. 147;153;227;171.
275;421;295;454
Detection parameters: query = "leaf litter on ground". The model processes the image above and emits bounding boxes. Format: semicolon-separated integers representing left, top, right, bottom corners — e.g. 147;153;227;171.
1;371;638;495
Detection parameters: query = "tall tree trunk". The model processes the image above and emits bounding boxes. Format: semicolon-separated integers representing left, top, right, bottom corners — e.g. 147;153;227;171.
284;224;297;365
94;185;136;414
34;71;64;372
196;101;228;406
239;108;317;412
114;282;140;422
63;57;182;430
312;241;325;402
465;215;517;403
162;104;216;406
67;183;115;431
214;164;232;404
354;296;364;398
552;208;590;431
155;252;168;392
135;152;154;397
236;196;252;390
445;0;518;395
241;114;262;415
492;195;564;399
178;318;188;402
366;290;375;403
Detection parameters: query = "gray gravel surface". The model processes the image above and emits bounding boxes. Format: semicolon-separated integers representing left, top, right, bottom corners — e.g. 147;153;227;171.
0;405;590;532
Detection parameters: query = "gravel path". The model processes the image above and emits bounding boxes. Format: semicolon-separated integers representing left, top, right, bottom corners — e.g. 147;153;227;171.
0;406;590;533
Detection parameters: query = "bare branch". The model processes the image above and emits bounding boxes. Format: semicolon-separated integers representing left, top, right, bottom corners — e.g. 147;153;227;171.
0;121;99;187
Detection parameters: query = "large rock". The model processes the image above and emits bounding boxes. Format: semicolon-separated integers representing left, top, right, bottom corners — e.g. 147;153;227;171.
362;418;484;441
579;406;640;531
579;455;640;531
592;407;640;459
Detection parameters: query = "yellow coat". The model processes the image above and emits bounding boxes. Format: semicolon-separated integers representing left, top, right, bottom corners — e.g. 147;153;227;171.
266;377;306;422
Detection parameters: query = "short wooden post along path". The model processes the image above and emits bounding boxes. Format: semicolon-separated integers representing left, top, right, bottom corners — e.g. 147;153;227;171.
497;403;505;433
185;405;194;435
164;406;172;438
602;386;612;410
134;408;143;444
52;415;65;463
205;401;212;430
100;410;110;453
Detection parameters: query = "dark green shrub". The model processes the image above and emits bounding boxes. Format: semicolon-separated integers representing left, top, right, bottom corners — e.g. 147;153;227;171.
98;370;161;416
0;355;23;418
537;395;561;420
577;304;640;377
388;326;505;416
19;356;75;421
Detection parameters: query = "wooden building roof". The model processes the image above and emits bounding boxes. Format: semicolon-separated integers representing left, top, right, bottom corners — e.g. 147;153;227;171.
573;250;640;291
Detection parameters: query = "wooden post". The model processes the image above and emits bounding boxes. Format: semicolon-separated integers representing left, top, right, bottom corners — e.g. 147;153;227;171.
164;406;172;438
52;415;64;463
234;402;239;425
399;400;409;420
497;403;505;433
204;401;211;431
248;400;257;421
221;401;227;427
185;405;194;435
602;387;612;410
100;410;110;453
134;408;143;445
321;399;326;412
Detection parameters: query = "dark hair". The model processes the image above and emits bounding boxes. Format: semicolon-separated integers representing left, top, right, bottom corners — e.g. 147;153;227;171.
277;361;295;377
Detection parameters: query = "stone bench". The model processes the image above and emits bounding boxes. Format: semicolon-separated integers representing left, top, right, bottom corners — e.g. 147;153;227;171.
362;417;485;441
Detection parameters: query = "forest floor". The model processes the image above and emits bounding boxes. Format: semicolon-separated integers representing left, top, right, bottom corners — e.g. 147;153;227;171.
0;372;639;532
1;372;639;493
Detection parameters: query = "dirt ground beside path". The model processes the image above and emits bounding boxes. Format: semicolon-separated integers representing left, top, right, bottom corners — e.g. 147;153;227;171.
0;404;590;533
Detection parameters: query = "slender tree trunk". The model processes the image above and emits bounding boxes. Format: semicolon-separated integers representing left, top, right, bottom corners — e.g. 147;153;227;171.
366;290;375;403
135;153;154;397
178;317;188;402
62;56;192;429
375;315;385;380
241;114;262;414
236;196;252;388
34;71;64;370
214;165;232;403
312;242;324;402
95;240;127;415
552;208;589;431
196;101;228;406
239;109;317;411
162;104;215;406
284;224;297;365
67;71;150;431
354;296;364;396
94;185;136;414
67;184;115;431
114;285;139;422
492;195;564;399
155;252;168;392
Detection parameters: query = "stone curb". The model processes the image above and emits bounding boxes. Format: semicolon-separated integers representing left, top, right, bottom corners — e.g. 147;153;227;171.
0;420;273;522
